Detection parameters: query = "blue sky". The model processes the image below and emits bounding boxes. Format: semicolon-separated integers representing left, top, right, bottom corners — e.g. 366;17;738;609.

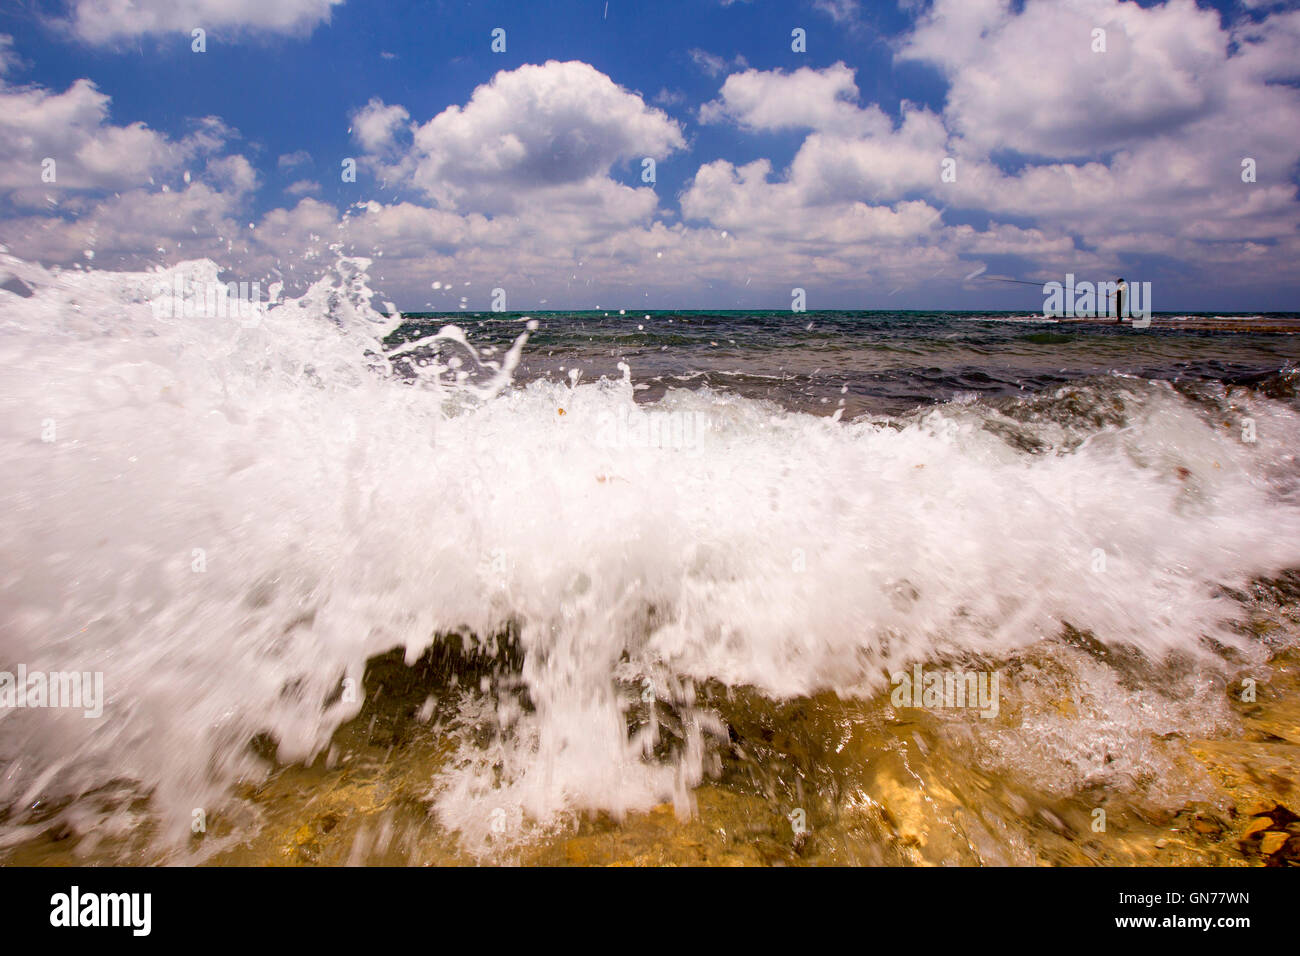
1;0;1298;311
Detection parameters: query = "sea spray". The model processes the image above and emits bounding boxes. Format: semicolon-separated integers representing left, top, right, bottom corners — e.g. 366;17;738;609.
3;253;1300;858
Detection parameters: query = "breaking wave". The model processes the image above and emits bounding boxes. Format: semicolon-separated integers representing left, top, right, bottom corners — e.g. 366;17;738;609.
2;253;1299;857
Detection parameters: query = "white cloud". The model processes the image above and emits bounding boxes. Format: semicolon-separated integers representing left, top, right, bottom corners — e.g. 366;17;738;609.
700;63;888;136
813;0;862;24
0;75;230;203
893;0;1300;256
0;59;259;270
901;0;1233;157
5;2;1300;308
0;59;693;303
349;98;410;155
684;1;1300;293
0;176;253;267
688;49;748;77
684;156;945;243
357;61;685;218
277;150;311;170
785;108;951;202
1232;8;1300;82
692;64;956;235
63;0;345;44
0;34;22;75
205;154;259;196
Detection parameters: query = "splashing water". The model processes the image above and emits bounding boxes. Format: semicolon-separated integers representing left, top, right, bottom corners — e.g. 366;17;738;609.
2;253;1300;858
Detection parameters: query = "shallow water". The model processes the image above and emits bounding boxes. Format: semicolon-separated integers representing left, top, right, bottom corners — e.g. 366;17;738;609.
397;307;1300;416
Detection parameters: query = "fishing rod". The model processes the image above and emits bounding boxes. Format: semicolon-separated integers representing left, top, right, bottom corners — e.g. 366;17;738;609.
980;275;1050;288
977;273;1139;324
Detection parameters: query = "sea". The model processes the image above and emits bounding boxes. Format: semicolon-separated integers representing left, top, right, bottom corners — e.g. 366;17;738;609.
3;252;1300;862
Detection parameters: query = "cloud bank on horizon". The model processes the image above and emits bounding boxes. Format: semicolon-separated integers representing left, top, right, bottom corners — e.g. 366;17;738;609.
0;0;1297;311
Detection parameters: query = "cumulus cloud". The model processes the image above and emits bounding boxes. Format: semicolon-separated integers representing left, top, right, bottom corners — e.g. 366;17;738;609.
0;74;232;205
813;0;862;24
684;156;945;244
690;64;958;243
684;1;1300;293
1;177;254;267
700;62;888;136
0;56;260;270
355;61;685;218
5;2;1300;308
277;150;312;170
61;0;345;44
0;58;688;303
349;98;410;155
902;0;1242;157
0;34;22;75
688;49;748;77
205;154;259;196
892;0;1300;269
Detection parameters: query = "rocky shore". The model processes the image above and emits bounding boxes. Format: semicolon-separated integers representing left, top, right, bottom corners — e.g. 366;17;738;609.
5;620;1299;868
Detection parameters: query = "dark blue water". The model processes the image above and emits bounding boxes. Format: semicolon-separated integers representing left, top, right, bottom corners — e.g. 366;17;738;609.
388;310;1300;416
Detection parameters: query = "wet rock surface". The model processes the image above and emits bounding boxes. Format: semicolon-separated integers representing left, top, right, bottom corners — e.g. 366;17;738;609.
5;633;1300;867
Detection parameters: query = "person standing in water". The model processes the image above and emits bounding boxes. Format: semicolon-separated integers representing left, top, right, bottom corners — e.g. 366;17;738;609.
1110;278;1127;323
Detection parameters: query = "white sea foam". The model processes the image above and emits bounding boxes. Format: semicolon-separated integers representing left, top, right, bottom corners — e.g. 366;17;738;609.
2;254;1299;856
